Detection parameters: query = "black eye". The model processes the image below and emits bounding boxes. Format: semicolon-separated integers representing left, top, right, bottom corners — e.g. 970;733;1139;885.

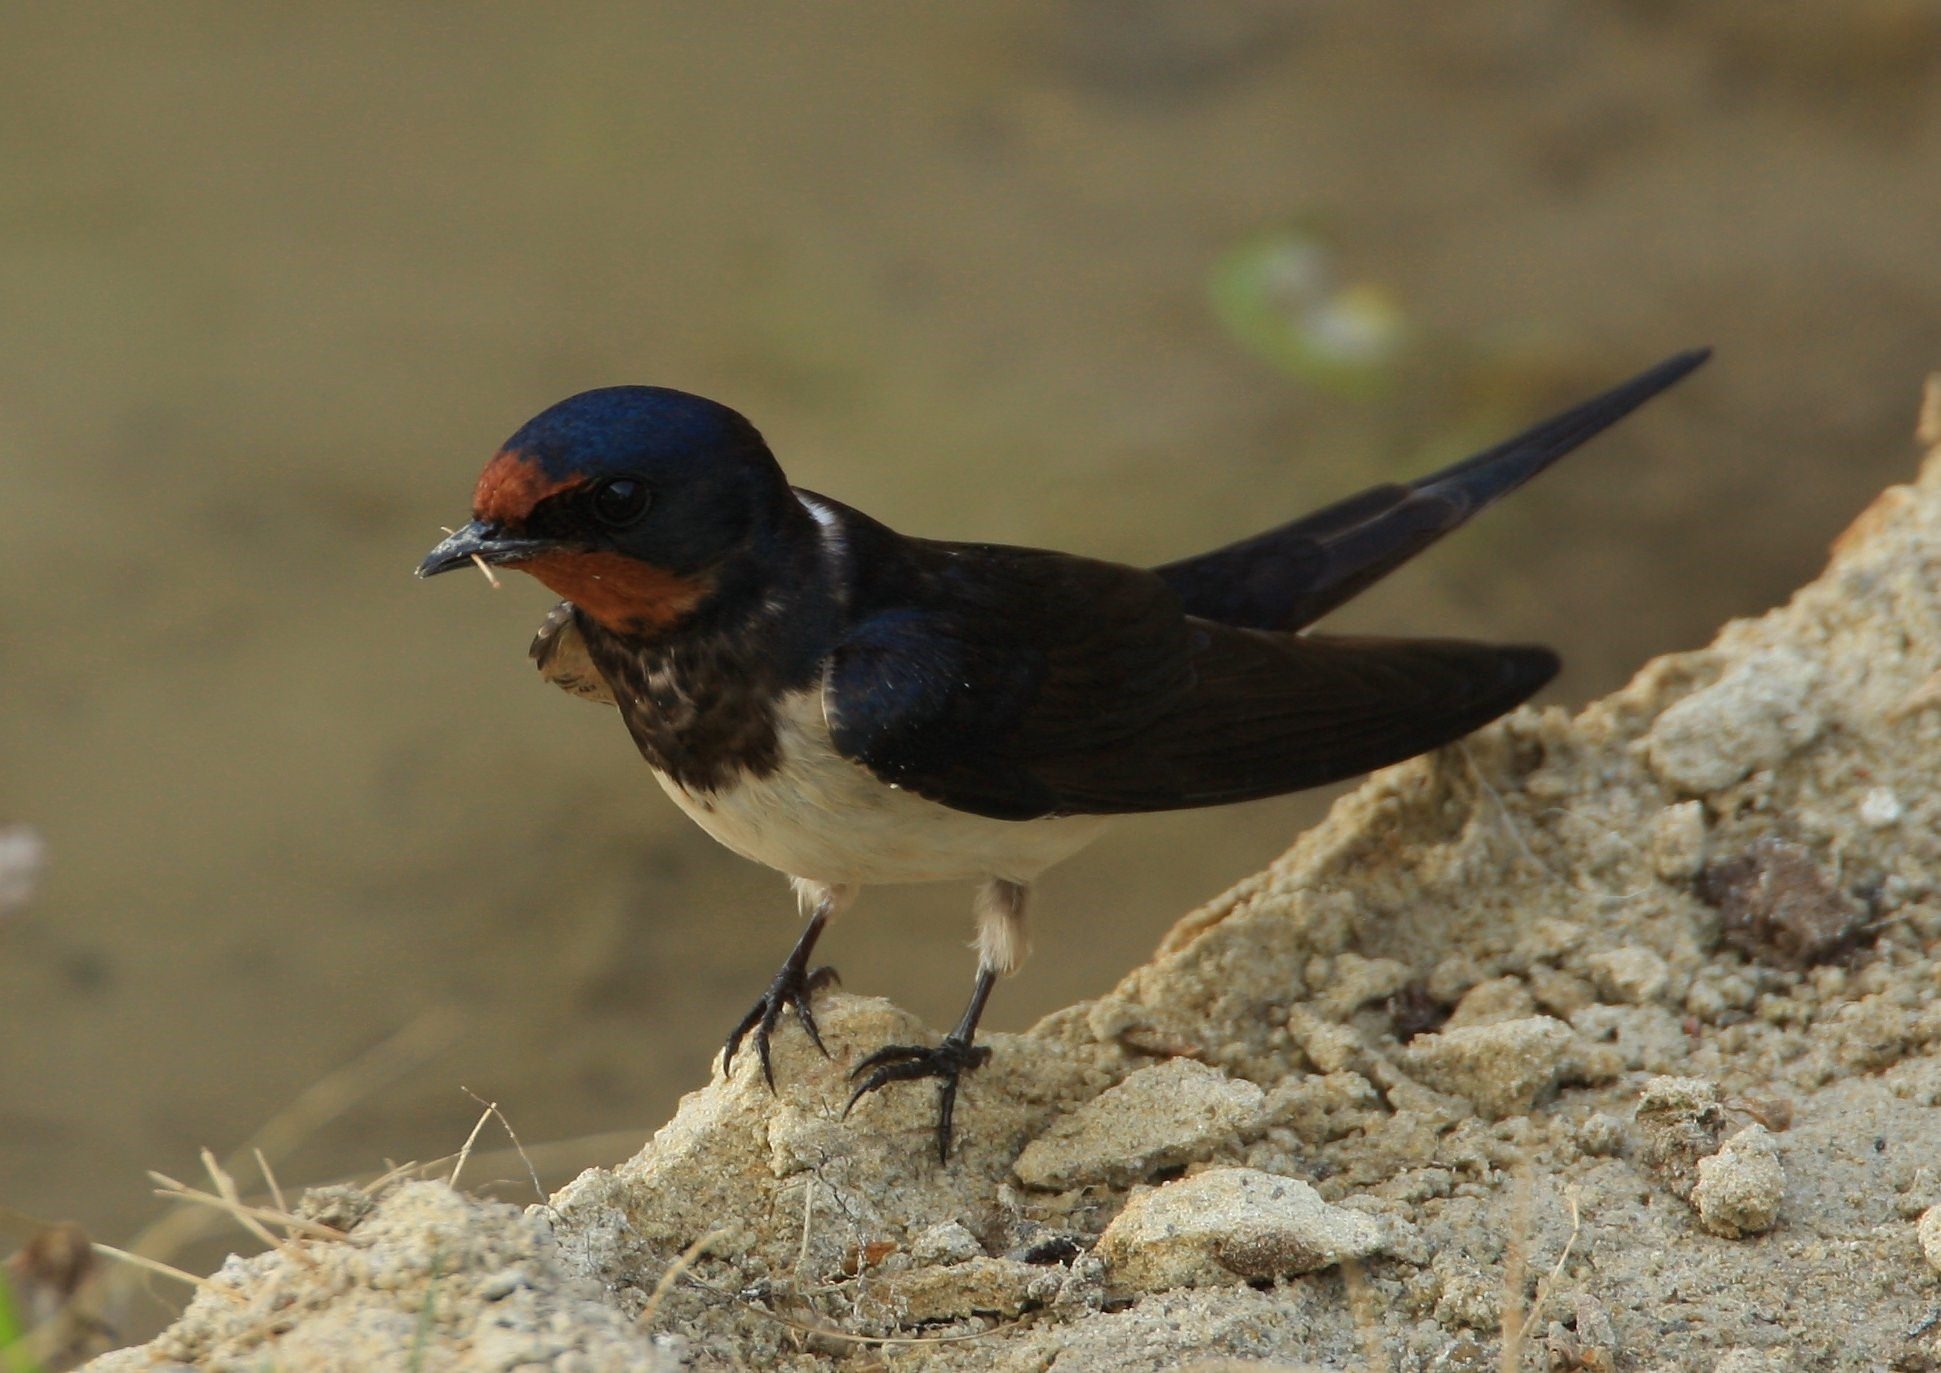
590;477;651;528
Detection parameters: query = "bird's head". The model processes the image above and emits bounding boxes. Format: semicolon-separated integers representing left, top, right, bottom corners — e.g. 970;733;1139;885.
418;386;794;635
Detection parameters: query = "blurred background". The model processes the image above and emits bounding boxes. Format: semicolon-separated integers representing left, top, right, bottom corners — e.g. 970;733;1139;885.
3;0;1939;1316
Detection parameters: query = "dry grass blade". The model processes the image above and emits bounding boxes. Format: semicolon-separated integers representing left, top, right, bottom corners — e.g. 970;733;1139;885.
204;1149;323;1274
199;1150;280;1253
795;1178;816;1283
148;1172;347;1244
118;1009;460;1294
1499;1168;1533;1373
447;1104;496;1192
638;1229;729;1328
1503;1185;1581;1360
1338;1259;1390;1373
254;1149;289;1217
376;1128;643;1198
89;1242;226;1296
460;1087;543;1200
439;526;503;588
365;1159;426;1195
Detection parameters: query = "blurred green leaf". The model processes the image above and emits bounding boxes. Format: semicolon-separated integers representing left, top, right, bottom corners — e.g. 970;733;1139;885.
1208;229;1408;400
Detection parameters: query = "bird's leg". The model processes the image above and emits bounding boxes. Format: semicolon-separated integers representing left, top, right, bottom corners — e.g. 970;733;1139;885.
722;882;854;1090
845;968;995;1163
845;879;1026;1162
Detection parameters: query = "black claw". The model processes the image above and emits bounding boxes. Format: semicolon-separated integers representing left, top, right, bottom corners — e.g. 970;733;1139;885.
721;958;839;1089
843;1035;992;1161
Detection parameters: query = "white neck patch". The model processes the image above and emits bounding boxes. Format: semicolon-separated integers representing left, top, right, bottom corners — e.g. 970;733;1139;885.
796;493;847;580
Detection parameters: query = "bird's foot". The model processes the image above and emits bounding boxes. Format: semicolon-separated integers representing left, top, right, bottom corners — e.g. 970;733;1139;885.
721;961;840;1090
844;1035;992;1162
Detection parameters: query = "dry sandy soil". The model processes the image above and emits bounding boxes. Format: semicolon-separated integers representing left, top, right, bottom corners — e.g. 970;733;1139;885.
63;393;1941;1369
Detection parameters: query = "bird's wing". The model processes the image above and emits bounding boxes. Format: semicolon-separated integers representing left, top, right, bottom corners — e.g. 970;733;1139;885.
1153;348;1709;631
530;601;617;706
824;550;1195;820
1024;626;1557;814
825;547;1555;820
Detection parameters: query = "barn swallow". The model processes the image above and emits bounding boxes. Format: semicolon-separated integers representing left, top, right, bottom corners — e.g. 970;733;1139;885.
419;348;1708;1160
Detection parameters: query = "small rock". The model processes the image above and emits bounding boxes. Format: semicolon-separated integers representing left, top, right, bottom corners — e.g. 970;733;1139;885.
1400;1016;1575;1118
1263;1072;1382;1145
1918;1205;1941;1273
1314;952;1411;1019
1095;1168;1391;1291
879;1256;1058;1324
1860;785;1904;827
1286;1006;1361;1074
1522;918;1589;963
1650;800;1709;880
1546;1292;1617;1372
1698;837;1867;969
1527;965;1596;1019
1084;997;1208;1059
1832;994;1913;1071
1684;969;1756;1022
1585;947;1670;1006
1051;1251;1108;1313
1692;1126;1784;1238
475;1267;527;1301
1013;1058;1263;1190
910;1220;984;1267
1443;976;1536;1029
1642;648;1824;793
1431;1251;1499;1330
1635;1076;1728;1200
292;1185;375;1234
1577;1112;1626;1157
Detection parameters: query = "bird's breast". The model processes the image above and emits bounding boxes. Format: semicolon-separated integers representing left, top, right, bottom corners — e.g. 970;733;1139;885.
651;687;1108;887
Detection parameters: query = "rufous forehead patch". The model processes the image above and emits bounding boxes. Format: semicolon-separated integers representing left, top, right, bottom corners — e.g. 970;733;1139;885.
472;449;578;526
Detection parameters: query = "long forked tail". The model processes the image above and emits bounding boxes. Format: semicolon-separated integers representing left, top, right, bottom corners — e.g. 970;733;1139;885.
1153;348;1711;632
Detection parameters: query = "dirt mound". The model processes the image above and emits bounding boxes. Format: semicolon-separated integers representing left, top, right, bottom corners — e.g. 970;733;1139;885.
87;397;1941;1370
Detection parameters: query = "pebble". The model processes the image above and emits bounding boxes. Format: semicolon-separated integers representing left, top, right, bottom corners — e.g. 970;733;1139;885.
1650;800;1709;880
1692;1126;1784;1238
910;1220;984;1267
1013;1058;1263;1190
1860;785;1904;827
1096;1168;1391;1290
1443;977;1536;1029
1918;1204;1941;1273
1643;648;1824;793
1313;952;1411;1019
1586;947;1671;1006
1635;1076;1728;1200
475;1268;528;1301
1400;1016;1576;1118
1577;1112;1626;1157
1285;1006;1361;1074
879;1257;1058;1323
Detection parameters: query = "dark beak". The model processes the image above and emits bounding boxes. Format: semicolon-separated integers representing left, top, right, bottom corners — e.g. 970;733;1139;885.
416;520;553;579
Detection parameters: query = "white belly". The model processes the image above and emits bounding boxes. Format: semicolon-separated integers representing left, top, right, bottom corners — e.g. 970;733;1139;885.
651;689;1108;887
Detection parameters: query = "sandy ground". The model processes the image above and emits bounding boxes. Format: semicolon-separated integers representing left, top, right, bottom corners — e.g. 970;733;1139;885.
58;397;1941;1369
